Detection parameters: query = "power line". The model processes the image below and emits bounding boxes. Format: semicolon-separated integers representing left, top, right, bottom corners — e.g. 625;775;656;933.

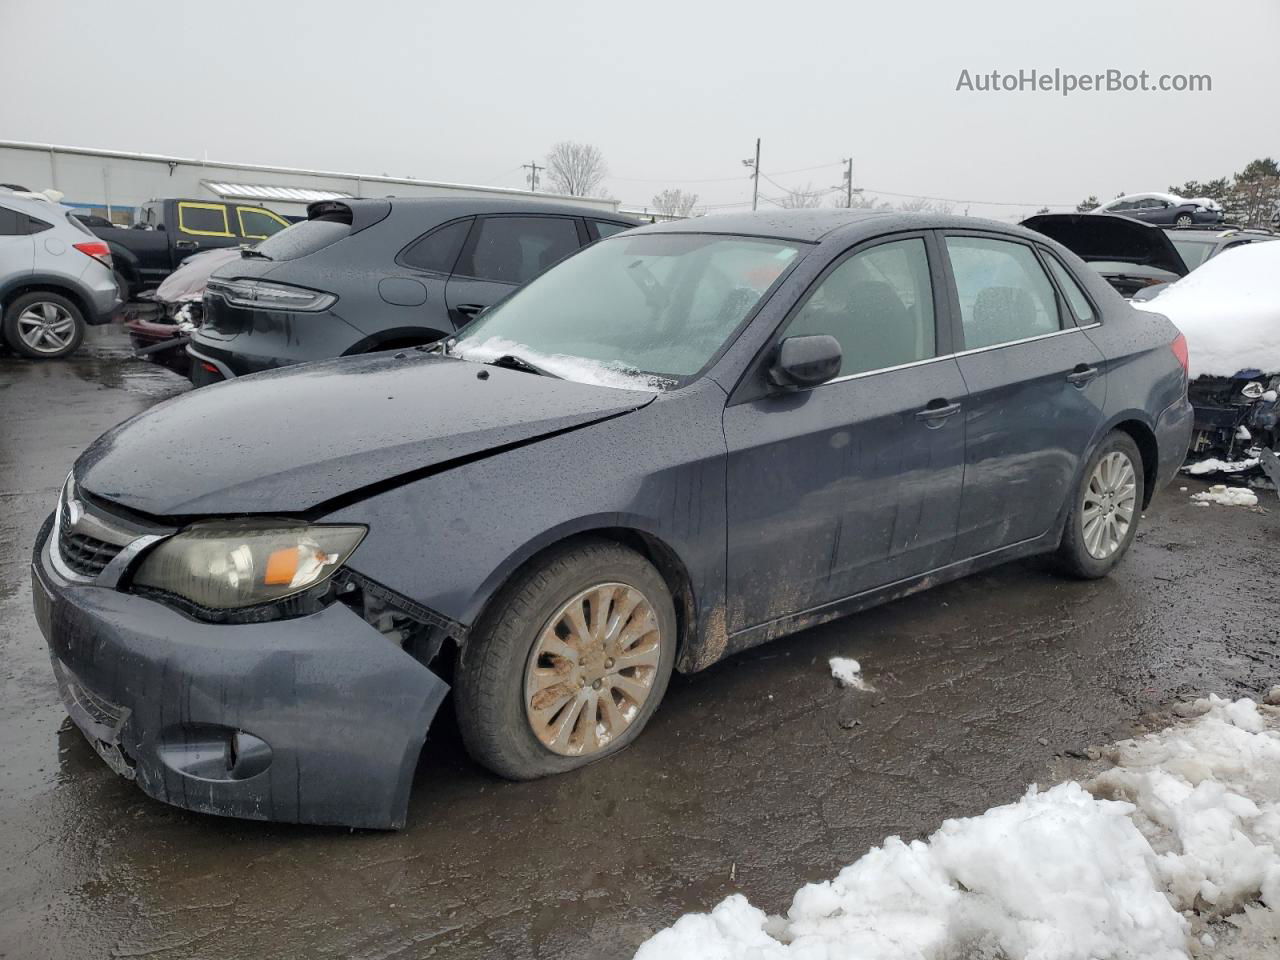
855;186;1074;208
609;159;844;185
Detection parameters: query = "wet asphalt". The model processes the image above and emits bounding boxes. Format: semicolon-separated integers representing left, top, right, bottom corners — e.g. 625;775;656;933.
2;326;1278;960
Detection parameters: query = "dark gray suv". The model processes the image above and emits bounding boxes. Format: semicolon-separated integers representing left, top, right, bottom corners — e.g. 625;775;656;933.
188;197;637;384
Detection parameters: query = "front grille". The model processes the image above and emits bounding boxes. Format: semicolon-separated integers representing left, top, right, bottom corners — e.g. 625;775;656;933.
58;521;123;578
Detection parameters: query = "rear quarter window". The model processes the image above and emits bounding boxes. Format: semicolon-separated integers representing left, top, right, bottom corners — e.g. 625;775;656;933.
398;218;473;274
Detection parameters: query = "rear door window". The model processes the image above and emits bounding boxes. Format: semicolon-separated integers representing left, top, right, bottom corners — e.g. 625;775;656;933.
399;218;473;274
0;205;24;235
177;202;232;236
945;236;1062;349
236;206;289;240
785;237;937;377
457;216;581;285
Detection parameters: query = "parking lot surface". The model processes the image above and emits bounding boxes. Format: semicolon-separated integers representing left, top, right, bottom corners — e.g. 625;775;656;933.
2;328;1278;960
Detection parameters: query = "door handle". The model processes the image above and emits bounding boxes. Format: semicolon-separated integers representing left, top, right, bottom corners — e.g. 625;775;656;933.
914;399;962;424
1066;364;1099;386
175;239;199;250
455;303;485;319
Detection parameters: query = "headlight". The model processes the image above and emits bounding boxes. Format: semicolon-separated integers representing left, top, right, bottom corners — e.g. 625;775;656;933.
1241;381;1265;399
133;521;365;611
208;278;336;312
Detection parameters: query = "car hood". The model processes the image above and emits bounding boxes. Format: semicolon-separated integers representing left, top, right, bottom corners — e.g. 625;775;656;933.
76;352;655;516
1021;213;1189;277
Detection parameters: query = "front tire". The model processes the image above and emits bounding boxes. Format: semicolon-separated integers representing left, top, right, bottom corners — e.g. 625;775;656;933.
2;291;85;359
455;539;677;780
1174;214;1194;227
1056;431;1143;579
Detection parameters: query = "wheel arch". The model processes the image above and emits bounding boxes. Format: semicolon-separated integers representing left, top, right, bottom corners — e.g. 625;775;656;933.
1109;417;1159;508
466;522;699;669
1;280;91;325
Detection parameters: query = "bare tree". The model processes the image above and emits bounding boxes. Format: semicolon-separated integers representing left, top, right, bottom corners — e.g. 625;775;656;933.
651;188;700;218
544;141;609;197
777;183;827;209
1075;195;1101;212
835;192;891;211
897;197;954;215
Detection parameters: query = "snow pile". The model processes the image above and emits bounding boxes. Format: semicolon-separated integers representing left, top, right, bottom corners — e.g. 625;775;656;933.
451;336;670;392
1092;696;1280;918
829;657;872;691
1184;458;1261;475
1192;486;1260;507
1133;242;1280;378
635;694;1280;960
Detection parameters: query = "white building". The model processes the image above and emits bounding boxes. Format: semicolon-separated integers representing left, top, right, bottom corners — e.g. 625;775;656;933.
0;141;620;224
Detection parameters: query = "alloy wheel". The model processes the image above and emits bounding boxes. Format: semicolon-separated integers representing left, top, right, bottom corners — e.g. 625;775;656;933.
524;582;662;756
1082;451;1138;559
16;302;77;354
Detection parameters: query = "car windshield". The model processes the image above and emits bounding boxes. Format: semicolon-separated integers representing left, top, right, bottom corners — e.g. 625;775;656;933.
449;233;801;390
1169;236;1215;270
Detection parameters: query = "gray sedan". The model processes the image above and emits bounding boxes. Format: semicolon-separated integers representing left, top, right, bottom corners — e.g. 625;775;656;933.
32;210;1192;828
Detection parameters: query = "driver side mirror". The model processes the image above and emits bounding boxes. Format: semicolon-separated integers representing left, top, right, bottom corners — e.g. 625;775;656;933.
769;335;842;390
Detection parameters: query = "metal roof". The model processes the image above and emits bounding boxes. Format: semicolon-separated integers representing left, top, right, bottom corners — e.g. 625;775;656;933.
202;180;354;203
0;141;618;210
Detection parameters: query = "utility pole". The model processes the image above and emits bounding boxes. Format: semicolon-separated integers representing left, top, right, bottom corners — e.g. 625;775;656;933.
742;138;760;211
835;157;864;208
523;161;544;192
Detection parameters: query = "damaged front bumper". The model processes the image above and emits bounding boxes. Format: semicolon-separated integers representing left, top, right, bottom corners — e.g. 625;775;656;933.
1187;373;1280;460
31;517;449;829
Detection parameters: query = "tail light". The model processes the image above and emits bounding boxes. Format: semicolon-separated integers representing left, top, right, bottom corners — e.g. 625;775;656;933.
1170;332;1189;374
207;278;336;312
73;241;114;270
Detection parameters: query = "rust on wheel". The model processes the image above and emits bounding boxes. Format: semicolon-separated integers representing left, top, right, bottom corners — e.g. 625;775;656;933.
524;582;662;756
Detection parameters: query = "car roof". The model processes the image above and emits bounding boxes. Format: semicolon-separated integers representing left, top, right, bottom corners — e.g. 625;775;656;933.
0;189;68;217
345;196;639;223
1104;192;1183;205
624;209;1034;244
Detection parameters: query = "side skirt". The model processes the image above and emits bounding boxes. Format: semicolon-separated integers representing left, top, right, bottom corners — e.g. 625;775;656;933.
719;529;1062;660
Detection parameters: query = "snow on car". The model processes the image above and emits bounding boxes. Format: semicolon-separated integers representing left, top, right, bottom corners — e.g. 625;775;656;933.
1135;241;1280;472
1133;241;1280;379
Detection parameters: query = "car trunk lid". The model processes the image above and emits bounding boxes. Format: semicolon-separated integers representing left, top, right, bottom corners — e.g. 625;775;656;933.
1021;213;1190;277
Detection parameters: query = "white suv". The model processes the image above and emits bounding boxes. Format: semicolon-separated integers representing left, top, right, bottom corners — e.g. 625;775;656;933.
0;190;122;358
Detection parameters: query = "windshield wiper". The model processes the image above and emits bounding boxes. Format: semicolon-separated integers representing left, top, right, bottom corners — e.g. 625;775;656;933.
240;247;273;260
486;353;561;379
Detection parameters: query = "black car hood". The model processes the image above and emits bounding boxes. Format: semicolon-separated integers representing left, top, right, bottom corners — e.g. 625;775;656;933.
77;352;655;516
1021;213;1189;277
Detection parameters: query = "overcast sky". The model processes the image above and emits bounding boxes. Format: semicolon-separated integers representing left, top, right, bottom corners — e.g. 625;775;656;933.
2;0;1277;219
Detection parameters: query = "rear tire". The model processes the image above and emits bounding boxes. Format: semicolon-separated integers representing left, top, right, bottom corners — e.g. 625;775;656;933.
455;539;677;780
1174;214;1193;227
1056;431;1144;579
2;291;85;359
